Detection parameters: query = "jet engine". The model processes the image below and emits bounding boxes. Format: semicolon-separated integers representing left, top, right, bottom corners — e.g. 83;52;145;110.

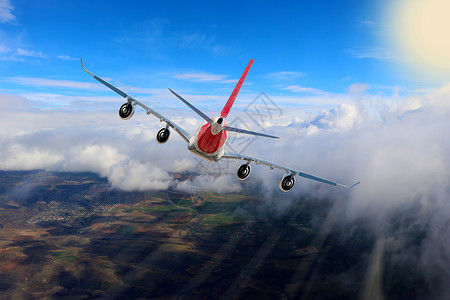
156;128;170;144
119;102;135;120
237;164;251;180
279;174;295;192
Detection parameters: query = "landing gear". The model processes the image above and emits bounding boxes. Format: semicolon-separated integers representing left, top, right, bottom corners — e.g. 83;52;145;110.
237;164;251;180
279;174;295;192
156;128;170;144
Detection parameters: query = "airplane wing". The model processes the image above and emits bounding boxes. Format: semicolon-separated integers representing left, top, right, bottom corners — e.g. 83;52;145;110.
222;150;360;188
224;126;279;139
81;58;191;143
168;88;213;124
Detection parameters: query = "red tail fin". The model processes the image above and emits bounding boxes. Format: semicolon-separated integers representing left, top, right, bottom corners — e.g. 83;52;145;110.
220;59;254;118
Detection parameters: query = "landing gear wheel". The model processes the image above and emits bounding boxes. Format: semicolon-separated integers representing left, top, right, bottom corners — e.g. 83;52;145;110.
119;102;135;120
156;128;170;144
279;174;295;192
237;164;251;180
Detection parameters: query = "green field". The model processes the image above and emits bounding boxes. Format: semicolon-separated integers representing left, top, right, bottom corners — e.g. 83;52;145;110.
51;250;78;263
202;213;234;225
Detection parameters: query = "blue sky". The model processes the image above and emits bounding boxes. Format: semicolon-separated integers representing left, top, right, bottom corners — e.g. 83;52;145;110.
2;0;450;115
1;0;426;108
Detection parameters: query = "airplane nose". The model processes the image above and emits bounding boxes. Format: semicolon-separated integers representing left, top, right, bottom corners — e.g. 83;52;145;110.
217;117;223;124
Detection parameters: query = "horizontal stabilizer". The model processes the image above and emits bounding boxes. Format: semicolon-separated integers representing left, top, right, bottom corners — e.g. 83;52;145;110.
224;126;279;139
168;88;212;124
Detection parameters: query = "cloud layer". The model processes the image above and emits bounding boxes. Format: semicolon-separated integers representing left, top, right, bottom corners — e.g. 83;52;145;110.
1;86;449;194
2;84;450;212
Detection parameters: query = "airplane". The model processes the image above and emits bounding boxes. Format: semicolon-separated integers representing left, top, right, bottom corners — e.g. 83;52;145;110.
81;58;359;192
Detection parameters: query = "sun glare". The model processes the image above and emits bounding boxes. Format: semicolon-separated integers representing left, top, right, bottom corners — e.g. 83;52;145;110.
391;0;450;77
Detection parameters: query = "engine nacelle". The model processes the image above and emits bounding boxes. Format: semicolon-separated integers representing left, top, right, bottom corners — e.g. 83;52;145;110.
119;102;135;120
156;128;170;144
279;174;295;192
237;164;251;180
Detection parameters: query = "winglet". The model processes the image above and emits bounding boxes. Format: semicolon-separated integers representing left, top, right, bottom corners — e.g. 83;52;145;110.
80;58;95;77
337;181;361;188
81;58;128;98
349;181;360;188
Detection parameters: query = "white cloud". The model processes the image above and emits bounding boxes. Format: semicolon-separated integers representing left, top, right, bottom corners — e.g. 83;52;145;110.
0;44;19;61
0;46;46;61
265;71;304;80
0;55;23;61
0;49;78;62
64;145;127;175
348;83;369;95
57;55;78;61
5;77;109;90
346;47;397;60
109;161;173;191
310;103;363;131
16;48;47;58
283;85;326;95
0;44;10;53
176;173;242;194
173;72;228;82
219;78;239;84
0;0;15;23
1;144;64;170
